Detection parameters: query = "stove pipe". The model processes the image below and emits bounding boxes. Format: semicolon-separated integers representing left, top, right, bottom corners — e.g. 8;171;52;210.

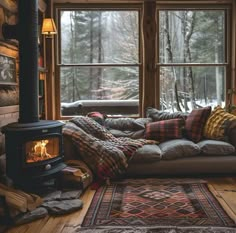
18;0;39;123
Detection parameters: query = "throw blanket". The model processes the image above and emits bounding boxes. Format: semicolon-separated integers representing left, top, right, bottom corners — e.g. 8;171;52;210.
63;116;154;185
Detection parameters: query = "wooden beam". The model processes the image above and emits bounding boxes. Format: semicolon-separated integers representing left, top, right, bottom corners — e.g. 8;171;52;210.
0;105;19;115
0;0;47;13
53;0;142;3
0;0;17;13
38;0;47;13
141;0;157;116
156;0;233;4
231;0;236;105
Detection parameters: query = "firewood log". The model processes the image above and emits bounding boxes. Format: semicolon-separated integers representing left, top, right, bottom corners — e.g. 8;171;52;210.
0;183;43;212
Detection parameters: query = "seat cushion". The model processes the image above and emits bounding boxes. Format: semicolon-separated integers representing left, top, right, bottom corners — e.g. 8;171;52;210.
185;106;211;143
130;144;162;164
159;139;200;160
198;140;235;155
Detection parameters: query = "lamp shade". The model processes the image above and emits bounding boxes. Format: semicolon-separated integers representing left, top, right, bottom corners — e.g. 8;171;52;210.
42;18;57;36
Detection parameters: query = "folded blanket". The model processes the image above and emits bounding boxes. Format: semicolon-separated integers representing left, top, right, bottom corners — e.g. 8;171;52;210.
63;116;154;186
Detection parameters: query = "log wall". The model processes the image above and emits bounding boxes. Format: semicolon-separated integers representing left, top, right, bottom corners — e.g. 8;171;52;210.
0;1;19;177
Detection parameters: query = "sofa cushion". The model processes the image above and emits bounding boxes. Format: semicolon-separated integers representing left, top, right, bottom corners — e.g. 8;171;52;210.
109;129;145;139
204;106;236;140
159;139;200;160
146;107;187;121
185;106;211;143
130;144;162;164
145;118;185;142
197;140;235;155
105;118;151;131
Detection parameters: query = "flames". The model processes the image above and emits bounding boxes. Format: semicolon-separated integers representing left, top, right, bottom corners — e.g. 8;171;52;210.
34;140;51;158
26;139;58;163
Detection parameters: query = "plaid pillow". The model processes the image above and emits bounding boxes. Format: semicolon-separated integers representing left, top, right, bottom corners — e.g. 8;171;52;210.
185;106;211;143
145;118;185;142
204;106;236;140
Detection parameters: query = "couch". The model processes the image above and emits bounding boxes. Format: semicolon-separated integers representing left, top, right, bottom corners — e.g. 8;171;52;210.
63;106;236;181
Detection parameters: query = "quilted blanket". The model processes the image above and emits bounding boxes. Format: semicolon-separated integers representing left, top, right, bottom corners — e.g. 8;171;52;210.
63;116;154;184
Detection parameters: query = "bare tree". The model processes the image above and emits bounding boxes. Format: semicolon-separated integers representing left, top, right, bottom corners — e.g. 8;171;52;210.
181;11;196;110
164;11;181;111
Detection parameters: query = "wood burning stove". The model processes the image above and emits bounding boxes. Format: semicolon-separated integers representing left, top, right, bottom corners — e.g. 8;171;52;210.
3;121;65;185
2;0;66;186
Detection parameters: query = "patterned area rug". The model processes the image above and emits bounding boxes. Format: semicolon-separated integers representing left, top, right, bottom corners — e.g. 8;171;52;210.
81;179;236;230
75;226;236;233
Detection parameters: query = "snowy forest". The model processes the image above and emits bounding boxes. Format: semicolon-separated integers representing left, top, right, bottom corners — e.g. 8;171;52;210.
59;9;225;114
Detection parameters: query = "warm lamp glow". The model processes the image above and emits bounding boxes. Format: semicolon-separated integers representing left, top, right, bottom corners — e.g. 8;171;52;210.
41;18;57;38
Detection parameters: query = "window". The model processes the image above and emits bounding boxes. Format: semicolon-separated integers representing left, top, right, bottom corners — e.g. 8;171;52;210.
158;8;228;112
54;2;232;118
56;7;141;117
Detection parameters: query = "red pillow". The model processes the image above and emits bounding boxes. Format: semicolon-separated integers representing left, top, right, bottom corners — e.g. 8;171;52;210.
145;118;185;142
185;106;211;143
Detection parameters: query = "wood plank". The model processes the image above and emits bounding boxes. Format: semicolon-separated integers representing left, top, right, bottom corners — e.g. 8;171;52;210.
6;216;50;233
156;0;232;4
208;184;236;223
207;177;236;191
61;226;77;233
218;191;236;218
0;0;17;13
53;0;233;3
38;216;67;233
54;0;142;3
0;105;19;115
64;188;95;227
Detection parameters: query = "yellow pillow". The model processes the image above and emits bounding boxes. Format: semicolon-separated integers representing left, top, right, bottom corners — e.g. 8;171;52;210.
204;106;236;140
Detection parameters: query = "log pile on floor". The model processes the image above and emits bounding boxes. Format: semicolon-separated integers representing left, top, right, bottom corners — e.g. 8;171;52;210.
0;183;83;226
0;183;43;213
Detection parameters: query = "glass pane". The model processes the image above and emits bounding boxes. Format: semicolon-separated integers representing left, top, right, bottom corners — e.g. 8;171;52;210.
60;10;139;64
159;10;225;63
160;66;225;112
60;67;139;116
25;137;60;163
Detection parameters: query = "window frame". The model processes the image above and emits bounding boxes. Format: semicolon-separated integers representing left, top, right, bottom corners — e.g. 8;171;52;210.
155;4;231;112
52;1;233;120
54;3;143;119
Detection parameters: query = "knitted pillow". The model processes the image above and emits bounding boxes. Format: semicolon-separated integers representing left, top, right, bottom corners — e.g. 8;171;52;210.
204;106;236;140
185;106;211;143
145;118;185;142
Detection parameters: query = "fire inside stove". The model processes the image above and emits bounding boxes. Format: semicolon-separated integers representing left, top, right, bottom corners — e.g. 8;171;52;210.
25;137;60;163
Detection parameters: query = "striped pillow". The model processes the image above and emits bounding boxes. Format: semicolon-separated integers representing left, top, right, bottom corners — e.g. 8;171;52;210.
204;106;236;140
145;118;185;142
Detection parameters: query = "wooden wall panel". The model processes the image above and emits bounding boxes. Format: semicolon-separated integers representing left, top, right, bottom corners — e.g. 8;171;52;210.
141;0;157;116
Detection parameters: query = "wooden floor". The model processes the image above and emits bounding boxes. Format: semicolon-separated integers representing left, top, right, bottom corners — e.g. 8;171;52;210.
4;177;236;233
